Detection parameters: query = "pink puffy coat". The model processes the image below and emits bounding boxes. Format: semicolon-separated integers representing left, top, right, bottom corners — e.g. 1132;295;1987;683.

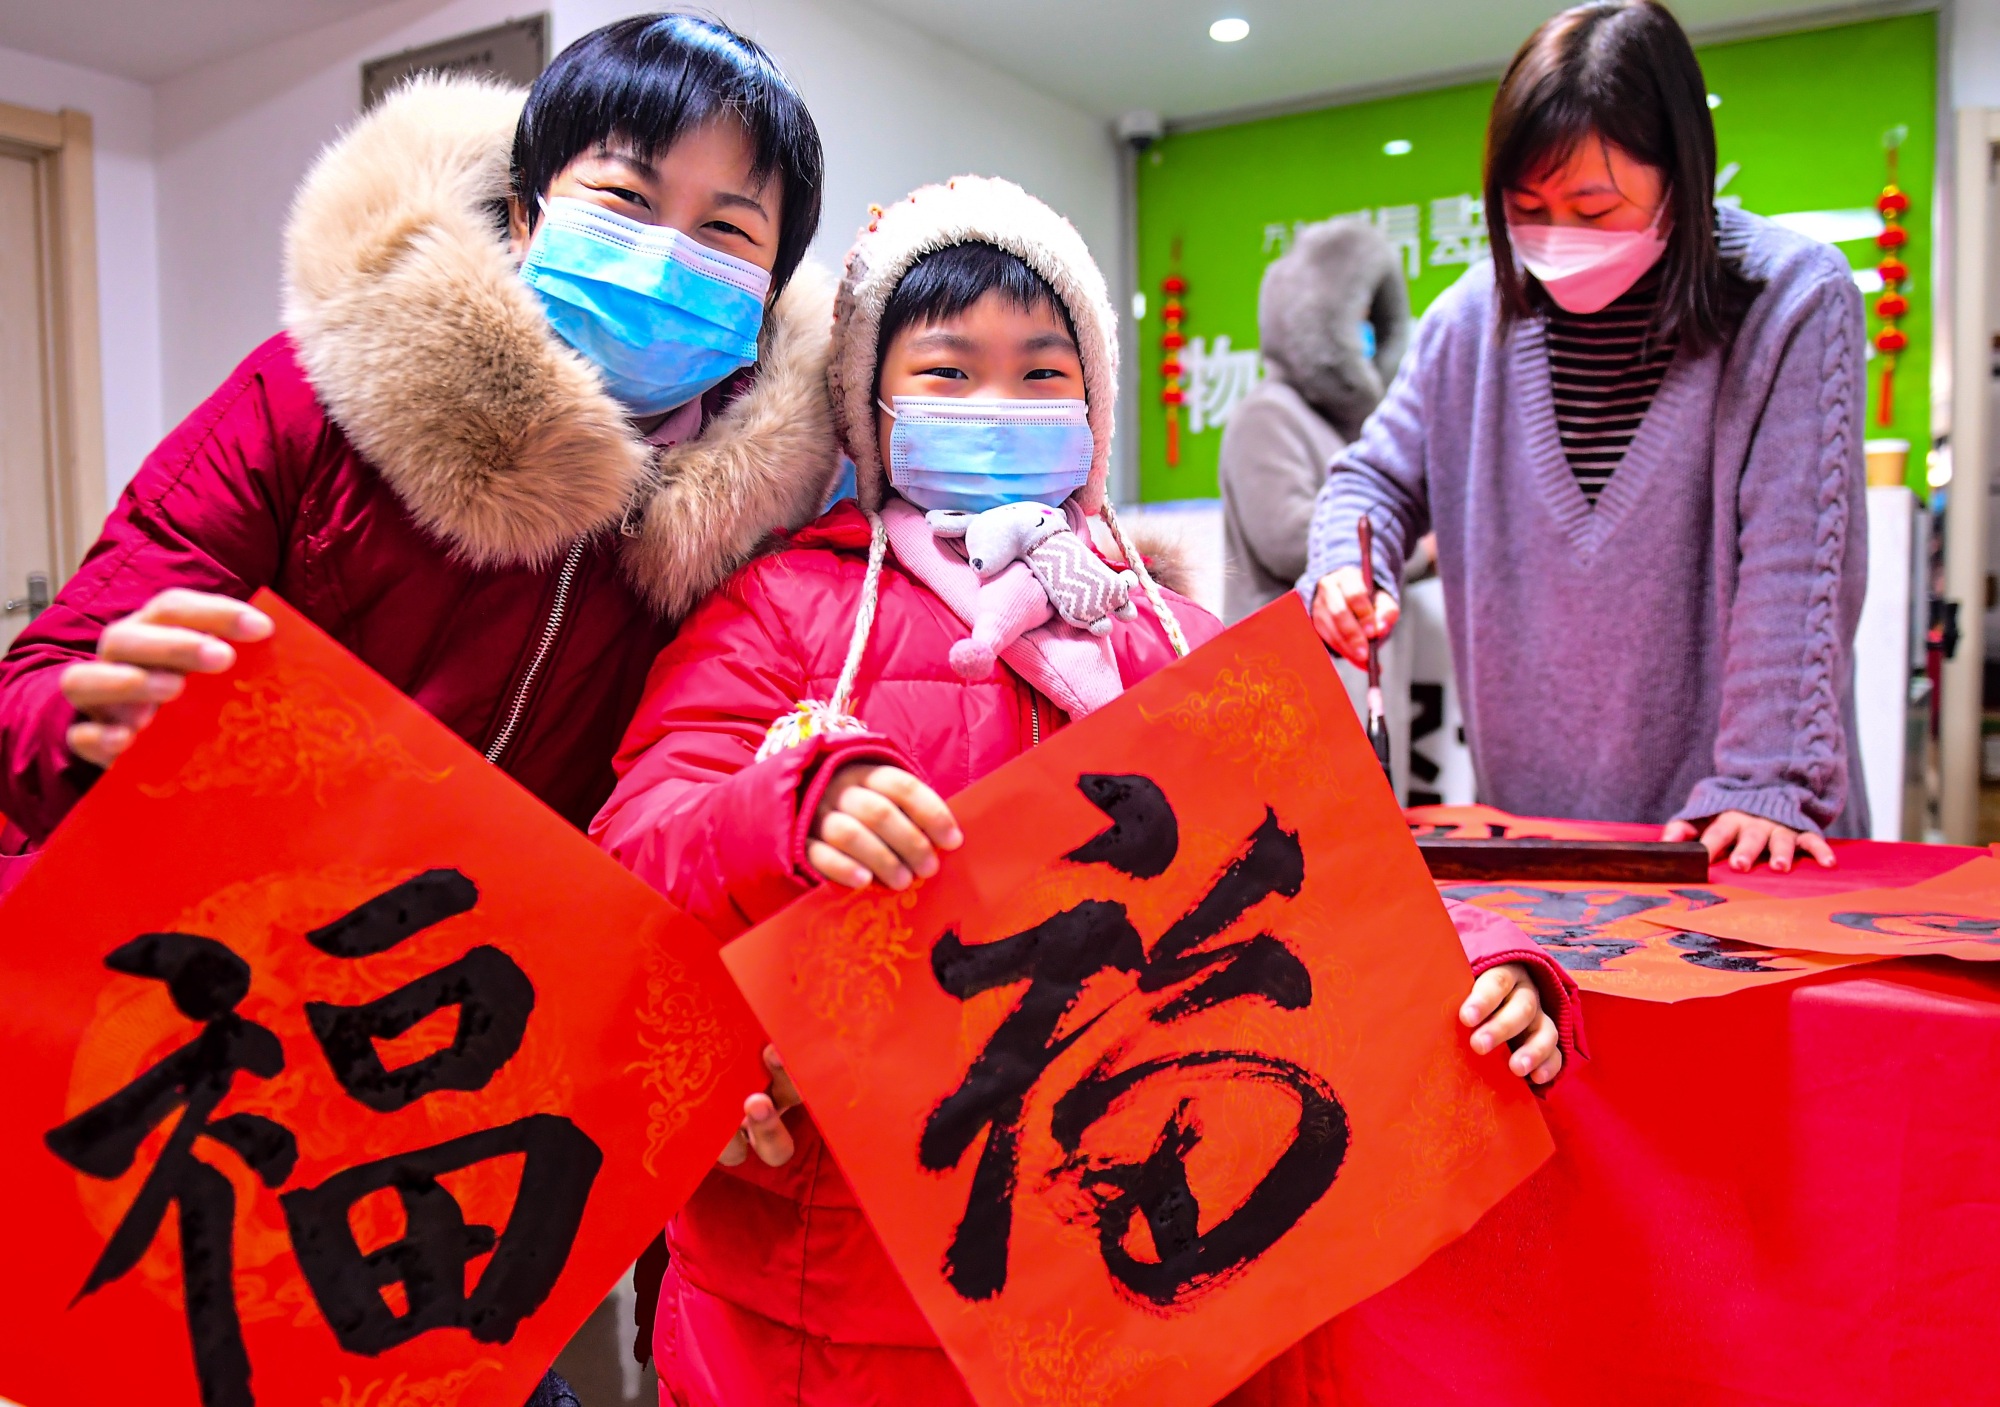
593;501;1582;1407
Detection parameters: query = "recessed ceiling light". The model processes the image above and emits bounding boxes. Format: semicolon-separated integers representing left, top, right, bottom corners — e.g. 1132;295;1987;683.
1707;92;1722;109
1210;17;1250;42
1383;139;1413;156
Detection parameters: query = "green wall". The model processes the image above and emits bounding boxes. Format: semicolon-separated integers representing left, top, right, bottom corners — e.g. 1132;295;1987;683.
1134;13;1936;501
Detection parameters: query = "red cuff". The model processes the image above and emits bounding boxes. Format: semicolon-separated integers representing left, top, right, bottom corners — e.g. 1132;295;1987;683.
1443;896;1588;1071
788;733;920;881
1468;944;1589;1068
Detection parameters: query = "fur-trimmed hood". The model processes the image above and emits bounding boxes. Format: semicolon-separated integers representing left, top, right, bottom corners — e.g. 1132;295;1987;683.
827;175;1119;514
1258;216;1411;440
281;75;839;619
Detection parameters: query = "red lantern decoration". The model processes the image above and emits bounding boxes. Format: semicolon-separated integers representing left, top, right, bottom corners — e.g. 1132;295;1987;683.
1871;129;1910;429
1160;247;1187;467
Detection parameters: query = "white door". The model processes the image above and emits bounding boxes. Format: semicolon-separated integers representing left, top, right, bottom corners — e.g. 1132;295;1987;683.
0;143;58;651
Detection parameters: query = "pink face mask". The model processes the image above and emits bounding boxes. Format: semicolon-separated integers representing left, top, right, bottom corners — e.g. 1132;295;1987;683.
1507;219;1667;314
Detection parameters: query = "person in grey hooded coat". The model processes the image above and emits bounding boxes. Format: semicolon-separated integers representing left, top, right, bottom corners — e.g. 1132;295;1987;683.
1217;217;1410;622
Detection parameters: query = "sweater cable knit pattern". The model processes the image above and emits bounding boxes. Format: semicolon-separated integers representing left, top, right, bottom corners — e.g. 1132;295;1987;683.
1298;206;1870;835
1791;286;1855;820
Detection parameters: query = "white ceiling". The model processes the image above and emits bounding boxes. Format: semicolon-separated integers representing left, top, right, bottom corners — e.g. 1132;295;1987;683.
0;0;398;84
843;0;1871;124
0;0;1890;106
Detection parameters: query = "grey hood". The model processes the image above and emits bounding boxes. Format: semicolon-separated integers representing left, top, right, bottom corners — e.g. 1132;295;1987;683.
1257;216;1411;440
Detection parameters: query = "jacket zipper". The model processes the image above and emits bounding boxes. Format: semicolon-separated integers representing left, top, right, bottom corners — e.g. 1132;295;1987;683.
485;539;587;765
1029;694;1041;747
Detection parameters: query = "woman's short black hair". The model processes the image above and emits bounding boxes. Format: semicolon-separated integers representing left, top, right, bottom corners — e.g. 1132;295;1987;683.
876;242;1076;377
511;13;823;298
1485;0;1757;352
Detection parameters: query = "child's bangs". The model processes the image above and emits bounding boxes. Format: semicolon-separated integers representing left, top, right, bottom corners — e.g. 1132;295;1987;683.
879;243;1077;356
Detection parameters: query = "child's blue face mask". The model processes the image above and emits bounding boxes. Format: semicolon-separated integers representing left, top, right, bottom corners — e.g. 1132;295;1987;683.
880;396;1093;514
520;197;770;418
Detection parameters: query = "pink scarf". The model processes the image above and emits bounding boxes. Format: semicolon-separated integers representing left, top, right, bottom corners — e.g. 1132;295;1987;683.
880;498;1124;717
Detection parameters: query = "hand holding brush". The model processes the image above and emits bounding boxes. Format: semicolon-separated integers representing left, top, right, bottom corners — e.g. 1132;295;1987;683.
1355;515;1392;782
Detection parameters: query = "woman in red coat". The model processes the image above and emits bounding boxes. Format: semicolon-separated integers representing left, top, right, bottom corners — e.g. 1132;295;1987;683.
0;17;838;879
594;176;1581;1407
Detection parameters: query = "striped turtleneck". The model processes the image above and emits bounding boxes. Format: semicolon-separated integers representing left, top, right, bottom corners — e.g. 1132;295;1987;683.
1543;273;1676;505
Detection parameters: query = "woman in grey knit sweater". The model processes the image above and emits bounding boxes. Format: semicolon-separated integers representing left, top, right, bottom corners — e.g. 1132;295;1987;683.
1302;0;1867;873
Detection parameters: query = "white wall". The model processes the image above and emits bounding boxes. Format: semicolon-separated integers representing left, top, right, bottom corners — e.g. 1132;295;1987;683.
150;0;1119;428
0;43;162;504
578;0;1122;284
1951;0;2000;108
151;0;524;425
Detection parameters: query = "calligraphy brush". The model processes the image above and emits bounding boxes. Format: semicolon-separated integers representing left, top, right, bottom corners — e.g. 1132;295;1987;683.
1355;515;1392;782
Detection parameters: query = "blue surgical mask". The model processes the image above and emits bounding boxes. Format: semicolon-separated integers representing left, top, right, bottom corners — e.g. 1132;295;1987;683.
520;197;770;418
880;396;1093;514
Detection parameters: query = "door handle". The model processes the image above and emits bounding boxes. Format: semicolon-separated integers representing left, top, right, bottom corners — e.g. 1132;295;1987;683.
3;572;50;618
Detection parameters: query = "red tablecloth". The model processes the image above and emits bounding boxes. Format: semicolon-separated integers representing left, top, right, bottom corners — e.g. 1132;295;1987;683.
1229;839;2000;1407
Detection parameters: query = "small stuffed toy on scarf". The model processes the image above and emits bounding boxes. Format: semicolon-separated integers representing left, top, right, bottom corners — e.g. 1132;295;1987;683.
926;504;1140;679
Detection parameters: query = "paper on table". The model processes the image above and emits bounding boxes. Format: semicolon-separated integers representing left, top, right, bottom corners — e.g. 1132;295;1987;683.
1406;803;1647;841
723;599;1553;1407
0;591;766;1407
1440;881;1884;1001
1648;855;2000;962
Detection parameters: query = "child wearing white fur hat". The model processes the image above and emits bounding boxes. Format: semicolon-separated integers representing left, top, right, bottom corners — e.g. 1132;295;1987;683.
592;176;1578;1407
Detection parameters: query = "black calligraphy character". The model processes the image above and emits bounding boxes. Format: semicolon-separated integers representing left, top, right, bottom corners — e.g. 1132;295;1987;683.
1135;805;1310;1022
921;900;1148;1299
1051;1051;1348;1307
922;774;1338;1305
1830;910;2000;944
305;867;479;958
302;869;533;1111
1063;773;1179;878
1654;889;1780;971
1441;885;1669;970
1668;932;1783;971
281;1114;601;1353
305;947;534;1112
285;869;599;1354
45;933;298;1407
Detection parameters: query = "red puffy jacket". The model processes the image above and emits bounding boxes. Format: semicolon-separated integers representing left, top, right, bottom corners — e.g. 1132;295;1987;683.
594;502;1582;1407
0;78;838;877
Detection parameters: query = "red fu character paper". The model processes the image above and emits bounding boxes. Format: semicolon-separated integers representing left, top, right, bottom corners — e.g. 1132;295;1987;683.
1437;882;1881;1002
723;599;1553;1407
0;592;766;1407
1652;854;2000;962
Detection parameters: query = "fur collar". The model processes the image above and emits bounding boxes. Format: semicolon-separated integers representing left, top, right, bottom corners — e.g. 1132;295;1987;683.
1120;522;1195;600
281;75;839;619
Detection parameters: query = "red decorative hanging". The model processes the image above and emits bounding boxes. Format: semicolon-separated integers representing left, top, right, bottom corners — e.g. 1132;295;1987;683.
1161;245;1186;467
1872;129;1909;428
